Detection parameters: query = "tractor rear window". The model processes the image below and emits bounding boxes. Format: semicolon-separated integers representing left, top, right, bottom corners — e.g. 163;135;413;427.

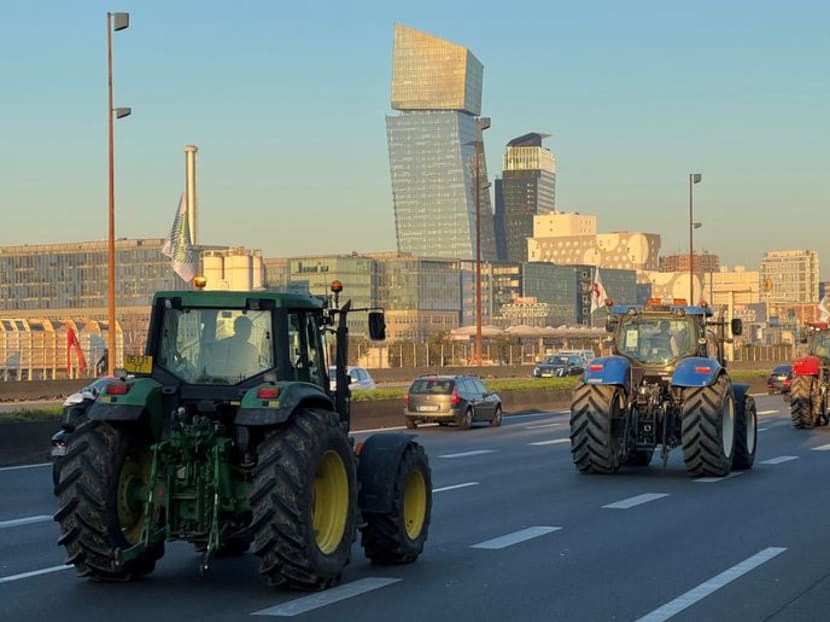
158;307;274;384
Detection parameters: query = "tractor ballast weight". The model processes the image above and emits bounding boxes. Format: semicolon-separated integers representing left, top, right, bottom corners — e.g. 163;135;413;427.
789;321;830;429
53;280;432;590
570;298;756;477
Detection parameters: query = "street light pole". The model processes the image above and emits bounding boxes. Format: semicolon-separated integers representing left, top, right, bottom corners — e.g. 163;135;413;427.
471;119;491;366
107;11;130;376
689;173;701;303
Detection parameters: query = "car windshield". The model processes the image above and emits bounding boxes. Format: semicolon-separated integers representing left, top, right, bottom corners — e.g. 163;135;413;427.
812;332;830;357
616;316;698;365
772;365;791;375
544;356;569;366
157;307;274;384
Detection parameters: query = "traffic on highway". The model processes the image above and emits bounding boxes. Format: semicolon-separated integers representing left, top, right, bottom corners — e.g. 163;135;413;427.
2;394;829;621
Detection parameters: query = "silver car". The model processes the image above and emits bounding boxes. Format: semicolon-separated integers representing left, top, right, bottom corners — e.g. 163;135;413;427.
328;365;377;392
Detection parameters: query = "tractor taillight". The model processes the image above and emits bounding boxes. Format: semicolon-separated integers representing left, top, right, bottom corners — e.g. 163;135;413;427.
589;364;604;371
694;367;711;374
257;387;280;399
105;381;130;395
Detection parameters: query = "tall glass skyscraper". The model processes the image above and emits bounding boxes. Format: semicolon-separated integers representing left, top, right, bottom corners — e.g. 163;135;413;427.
494;133;556;263
386;23;496;261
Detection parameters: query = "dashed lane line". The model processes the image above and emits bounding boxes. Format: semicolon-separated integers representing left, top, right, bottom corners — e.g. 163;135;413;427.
252;578;400;617
528;438;570;446
525;422;562;430
0;565;72;584
0;463;50;472
757;410;778;415
694;472;744;484
471;526;562;550
603;493;669;509
812;443;830;451
0;515;52;529
438;450;496;459
760;456;799;465
633;547;787;622
757;427;768;431
434;482;479;493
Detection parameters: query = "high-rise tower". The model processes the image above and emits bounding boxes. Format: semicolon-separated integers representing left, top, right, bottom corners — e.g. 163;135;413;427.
386;23;496;261
494;133;556;263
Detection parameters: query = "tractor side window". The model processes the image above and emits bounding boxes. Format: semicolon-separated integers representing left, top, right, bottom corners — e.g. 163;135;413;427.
287;312;303;380
304;314;324;386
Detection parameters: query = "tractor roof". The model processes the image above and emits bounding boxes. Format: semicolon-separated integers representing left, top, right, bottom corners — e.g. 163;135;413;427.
611;303;712;317
152;290;324;310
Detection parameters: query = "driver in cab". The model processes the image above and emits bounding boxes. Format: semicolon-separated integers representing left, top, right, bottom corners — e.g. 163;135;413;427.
206;316;259;379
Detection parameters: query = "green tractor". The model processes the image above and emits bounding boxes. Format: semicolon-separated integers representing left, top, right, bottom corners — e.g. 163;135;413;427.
53;280;432;590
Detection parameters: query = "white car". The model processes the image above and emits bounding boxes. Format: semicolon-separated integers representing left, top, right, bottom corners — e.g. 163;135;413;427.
328;366;377;392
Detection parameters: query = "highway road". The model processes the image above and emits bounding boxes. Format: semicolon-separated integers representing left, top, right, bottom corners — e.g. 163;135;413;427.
2;394;829;621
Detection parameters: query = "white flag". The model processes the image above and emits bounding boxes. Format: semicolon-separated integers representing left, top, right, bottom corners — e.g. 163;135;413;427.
819;295;830;322
161;193;198;283
590;267;607;313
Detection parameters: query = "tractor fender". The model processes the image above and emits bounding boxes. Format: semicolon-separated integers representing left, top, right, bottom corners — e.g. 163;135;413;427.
357;433;416;514
793;356;821;376
672;357;722;387
88;377;162;422
235;381;334;426
582;355;631;393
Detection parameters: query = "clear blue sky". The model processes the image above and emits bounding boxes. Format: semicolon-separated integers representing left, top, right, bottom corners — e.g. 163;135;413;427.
2;1;828;274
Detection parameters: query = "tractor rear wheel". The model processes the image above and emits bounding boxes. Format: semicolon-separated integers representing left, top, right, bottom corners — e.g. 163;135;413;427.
250;408;357;590
733;394;757;470
790;375;815;429
681;375;736;477
569;383;625;474
361;442;432;564
53;420;163;581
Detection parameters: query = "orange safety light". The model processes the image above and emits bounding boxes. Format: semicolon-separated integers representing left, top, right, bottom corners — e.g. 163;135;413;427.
330;280;343;293
605;298;614;307
672;298;688;306
193;276;207;290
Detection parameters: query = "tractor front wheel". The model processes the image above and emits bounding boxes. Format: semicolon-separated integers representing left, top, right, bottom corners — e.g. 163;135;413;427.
53;421;162;581
789;375;815;429
733;394;757;470
360;442;432;564
250;408;357;590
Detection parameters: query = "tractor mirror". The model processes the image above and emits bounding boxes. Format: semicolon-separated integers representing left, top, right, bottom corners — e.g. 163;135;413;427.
368;311;386;341
605;318;618;332
800;332;808;344
731;318;743;336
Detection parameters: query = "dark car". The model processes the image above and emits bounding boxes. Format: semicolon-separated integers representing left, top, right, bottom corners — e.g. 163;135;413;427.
404;374;502;430
50;376;118;486
766;364;793;396
533;354;587;378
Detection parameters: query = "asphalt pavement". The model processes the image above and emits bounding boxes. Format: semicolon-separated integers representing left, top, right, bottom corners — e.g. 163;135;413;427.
2;394;829;621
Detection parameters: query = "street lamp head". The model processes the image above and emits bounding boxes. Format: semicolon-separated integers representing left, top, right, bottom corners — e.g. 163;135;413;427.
112;12;130;31
114;107;131;119
691;173;702;184
693;222;702;229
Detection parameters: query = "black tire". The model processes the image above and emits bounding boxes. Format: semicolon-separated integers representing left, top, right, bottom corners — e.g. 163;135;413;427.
405;418;418;430
491;405;503;427
733;394;757;470
458;408;473;430
53;420;163;581
250;408;357;590
790;375;816;429
569;383;626;474
361;442;432;564
681;375;736;477
51;458;62;488
624;449;653;467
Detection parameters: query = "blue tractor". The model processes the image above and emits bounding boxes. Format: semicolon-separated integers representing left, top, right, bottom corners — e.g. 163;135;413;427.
569;299;755;477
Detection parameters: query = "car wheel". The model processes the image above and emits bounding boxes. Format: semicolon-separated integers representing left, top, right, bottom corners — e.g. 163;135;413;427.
459;408;473;430
491;406;503;427
405;418;418;430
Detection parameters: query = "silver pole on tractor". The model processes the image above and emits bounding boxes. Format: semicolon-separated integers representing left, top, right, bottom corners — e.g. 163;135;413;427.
185;145;198;244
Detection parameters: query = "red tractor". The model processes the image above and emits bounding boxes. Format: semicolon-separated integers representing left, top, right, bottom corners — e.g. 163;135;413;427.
789;322;830;428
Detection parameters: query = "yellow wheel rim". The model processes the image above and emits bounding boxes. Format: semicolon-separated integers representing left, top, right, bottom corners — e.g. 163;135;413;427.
117;447;151;545
312;450;349;554
403;469;427;540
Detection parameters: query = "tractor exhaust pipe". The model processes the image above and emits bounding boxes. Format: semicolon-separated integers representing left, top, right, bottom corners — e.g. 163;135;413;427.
185;145;198;244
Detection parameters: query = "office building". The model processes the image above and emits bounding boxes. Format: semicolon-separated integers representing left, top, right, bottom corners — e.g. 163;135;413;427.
386;23;496;261
760;250;820;304
495;133;556;263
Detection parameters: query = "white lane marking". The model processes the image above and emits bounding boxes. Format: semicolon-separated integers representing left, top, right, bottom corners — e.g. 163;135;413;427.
471;526;561;550
507;410;569;420
757;427;768;432
0;565;72;584
0;463;51;472
757;410;778;415
528;438;570;446
812;443;830;452
634;547;786;622
694;472;744;483
434;482;479;493
603;493;669;509
252;577;400;616
439;450;495;459
525;422;561;430
760;456;799;465
0;515;52;529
